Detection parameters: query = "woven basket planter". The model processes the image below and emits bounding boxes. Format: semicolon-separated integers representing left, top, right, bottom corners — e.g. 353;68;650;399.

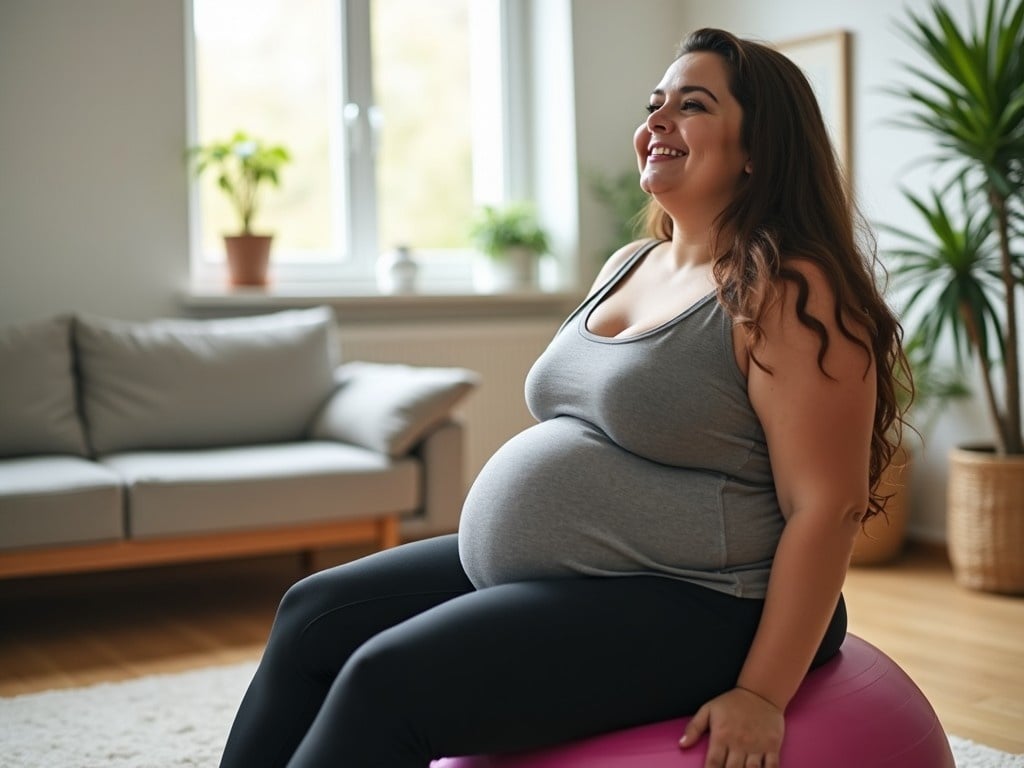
851;445;911;566
947;446;1024;594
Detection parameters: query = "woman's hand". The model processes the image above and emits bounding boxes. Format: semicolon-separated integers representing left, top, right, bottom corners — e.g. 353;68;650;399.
678;687;784;768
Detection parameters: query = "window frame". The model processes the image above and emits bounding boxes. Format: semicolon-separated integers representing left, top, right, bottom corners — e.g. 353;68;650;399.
184;0;530;292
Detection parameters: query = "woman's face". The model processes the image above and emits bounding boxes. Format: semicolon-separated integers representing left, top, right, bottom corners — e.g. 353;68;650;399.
634;52;750;217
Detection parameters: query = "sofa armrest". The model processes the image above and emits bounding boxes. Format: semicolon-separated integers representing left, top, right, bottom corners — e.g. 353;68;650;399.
310;362;479;458
401;419;466;538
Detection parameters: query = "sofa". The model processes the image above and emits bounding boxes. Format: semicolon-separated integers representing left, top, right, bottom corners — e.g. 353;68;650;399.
0;306;478;579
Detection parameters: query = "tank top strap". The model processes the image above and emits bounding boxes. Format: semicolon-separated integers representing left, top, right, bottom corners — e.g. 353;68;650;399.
553;239;665;337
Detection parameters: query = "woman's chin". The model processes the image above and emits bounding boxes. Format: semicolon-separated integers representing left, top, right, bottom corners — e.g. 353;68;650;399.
640;177;667;196
644;182;678;205
640;169;681;197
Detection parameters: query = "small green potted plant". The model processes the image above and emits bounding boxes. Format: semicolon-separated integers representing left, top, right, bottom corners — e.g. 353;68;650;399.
187;131;292;286
469;202;550;291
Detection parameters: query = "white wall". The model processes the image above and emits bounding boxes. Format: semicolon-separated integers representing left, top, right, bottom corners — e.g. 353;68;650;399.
0;0;1010;542
569;0;682;280
0;0;189;321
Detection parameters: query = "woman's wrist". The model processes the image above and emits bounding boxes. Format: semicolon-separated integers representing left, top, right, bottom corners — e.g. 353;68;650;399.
734;685;784;712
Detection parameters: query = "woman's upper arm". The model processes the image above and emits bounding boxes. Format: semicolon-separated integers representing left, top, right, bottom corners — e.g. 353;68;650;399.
746;261;875;524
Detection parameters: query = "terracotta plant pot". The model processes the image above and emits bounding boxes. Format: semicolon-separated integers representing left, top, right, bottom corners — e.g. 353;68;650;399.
851;445;911;566
947;445;1024;594
224;234;273;287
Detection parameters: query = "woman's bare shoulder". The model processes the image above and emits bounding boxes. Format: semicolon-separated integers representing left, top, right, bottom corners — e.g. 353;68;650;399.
777;256;837;309
587;239;652;296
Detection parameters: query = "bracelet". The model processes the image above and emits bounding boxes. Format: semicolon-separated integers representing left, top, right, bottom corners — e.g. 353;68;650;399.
735;685;783;711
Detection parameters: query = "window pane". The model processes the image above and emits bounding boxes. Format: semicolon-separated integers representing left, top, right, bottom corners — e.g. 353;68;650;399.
371;0;473;253
192;0;342;261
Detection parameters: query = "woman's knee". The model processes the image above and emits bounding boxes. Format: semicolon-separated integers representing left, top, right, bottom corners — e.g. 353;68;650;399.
341;636;397;691
275;572;326;631
329;631;426;727
266;569;350;662
292;634;432;765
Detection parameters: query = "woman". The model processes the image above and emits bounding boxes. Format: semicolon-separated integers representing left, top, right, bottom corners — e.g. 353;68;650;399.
219;28;908;768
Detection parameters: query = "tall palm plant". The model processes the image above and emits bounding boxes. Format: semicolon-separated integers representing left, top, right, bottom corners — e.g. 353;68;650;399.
886;0;1024;455
884;182;1005;428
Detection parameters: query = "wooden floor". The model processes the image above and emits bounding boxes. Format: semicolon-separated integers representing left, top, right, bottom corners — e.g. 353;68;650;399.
1;541;1022;754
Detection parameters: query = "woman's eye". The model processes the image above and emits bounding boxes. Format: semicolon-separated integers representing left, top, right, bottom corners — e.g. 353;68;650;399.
646;100;705;115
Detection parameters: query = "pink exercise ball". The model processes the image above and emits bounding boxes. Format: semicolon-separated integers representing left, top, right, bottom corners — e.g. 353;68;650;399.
432;634;954;768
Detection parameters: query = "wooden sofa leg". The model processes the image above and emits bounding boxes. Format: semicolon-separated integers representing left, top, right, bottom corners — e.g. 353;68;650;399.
299;549;317;574
300;517;397;574
379;515;400;549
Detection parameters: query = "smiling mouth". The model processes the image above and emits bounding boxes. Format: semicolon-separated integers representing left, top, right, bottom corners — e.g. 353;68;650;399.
648;145;686;160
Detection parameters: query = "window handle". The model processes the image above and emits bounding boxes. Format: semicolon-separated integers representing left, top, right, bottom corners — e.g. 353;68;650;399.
368;105;383;156
343;102;363;154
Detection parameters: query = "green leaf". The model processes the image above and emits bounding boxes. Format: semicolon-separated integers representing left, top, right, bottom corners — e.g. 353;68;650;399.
185;131;292;233
468;202;550;259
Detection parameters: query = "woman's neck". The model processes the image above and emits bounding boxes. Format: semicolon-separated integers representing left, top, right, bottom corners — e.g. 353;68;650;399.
667;223;718;268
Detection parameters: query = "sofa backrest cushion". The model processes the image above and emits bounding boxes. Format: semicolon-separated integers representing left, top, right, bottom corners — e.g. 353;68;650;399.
0;315;89;458
75;306;338;454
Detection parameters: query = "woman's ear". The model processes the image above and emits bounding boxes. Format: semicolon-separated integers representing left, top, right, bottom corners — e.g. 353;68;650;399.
744;160;753;175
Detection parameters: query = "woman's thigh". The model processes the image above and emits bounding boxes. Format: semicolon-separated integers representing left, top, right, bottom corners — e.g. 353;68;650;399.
276;532;474;679
301;574;770;763
220;534;473;768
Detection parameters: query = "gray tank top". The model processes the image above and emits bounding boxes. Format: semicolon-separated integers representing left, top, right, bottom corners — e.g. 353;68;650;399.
458;240;782;597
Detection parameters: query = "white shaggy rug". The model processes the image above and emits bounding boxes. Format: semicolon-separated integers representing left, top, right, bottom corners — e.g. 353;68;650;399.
1;661;1021;768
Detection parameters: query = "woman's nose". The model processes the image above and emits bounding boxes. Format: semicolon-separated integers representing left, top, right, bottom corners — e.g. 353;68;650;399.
646;108;671;134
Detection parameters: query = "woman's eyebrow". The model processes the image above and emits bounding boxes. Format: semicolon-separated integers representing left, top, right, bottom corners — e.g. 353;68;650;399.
651;85;720;103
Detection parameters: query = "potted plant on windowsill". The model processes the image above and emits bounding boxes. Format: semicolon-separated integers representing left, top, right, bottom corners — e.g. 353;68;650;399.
883;0;1024;592
187;131;292;287
469;202;550;292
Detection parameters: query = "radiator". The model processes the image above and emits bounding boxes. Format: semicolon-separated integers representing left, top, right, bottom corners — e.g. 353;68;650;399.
337;319;561;490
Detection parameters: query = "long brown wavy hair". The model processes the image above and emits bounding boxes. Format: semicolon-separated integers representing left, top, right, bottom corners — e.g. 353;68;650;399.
643;28;911;521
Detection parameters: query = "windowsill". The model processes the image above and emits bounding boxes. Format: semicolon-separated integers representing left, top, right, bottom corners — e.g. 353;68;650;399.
180;282;584;322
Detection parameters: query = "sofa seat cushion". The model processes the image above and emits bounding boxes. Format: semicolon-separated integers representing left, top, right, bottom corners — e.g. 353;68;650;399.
0;457;123;550
0;316;88;458
101;442;420;539
75;306;338;454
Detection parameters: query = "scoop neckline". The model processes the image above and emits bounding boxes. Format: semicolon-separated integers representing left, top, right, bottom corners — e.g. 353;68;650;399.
579;289;718;344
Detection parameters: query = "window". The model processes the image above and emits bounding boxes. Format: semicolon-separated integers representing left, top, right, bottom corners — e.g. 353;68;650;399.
187;0;518;288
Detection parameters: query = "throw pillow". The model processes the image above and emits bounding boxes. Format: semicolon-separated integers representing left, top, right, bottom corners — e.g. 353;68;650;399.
312;361;479;457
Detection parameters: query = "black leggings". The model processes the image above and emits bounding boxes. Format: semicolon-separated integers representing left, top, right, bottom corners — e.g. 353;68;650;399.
219;534;846;768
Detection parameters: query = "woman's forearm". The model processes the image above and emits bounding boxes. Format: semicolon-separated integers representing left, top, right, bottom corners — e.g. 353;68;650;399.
735;509;859;710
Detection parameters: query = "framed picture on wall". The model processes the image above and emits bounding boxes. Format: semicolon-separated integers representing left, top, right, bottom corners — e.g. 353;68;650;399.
776;30;852;178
